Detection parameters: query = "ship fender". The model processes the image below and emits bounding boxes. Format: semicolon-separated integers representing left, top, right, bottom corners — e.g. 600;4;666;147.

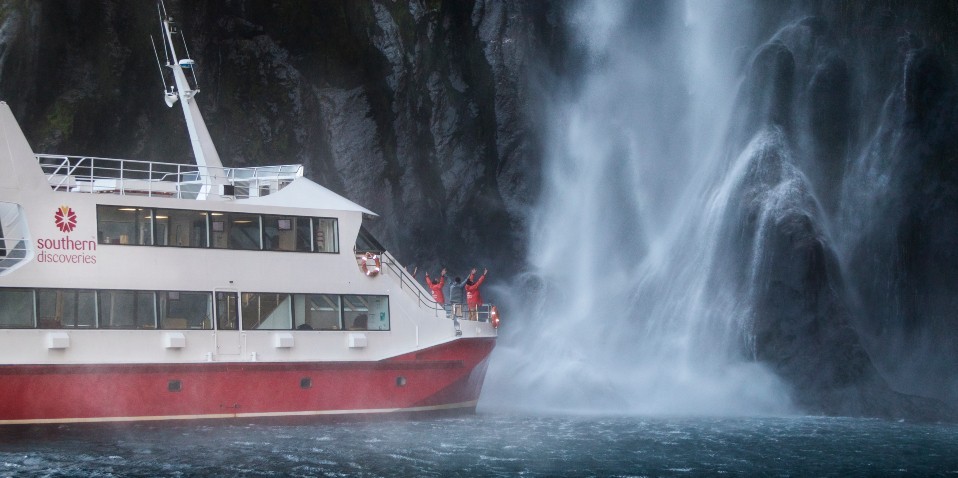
361;252;381;277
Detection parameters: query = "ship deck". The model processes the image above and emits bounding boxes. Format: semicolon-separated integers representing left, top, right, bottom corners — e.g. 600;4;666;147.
38;154;303;200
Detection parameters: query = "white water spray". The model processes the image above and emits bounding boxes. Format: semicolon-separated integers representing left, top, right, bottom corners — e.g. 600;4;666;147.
483;0;795;416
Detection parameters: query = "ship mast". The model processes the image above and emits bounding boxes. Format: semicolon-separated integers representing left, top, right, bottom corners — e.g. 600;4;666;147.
154;1;226;200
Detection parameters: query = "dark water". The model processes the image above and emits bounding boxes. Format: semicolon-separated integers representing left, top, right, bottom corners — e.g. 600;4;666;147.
1;414;957;477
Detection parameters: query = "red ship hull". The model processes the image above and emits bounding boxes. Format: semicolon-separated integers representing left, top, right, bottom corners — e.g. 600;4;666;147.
0;338;495;425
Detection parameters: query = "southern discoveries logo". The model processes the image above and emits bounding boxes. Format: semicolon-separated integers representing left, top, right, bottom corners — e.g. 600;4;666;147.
37;205;97;264
54;205;77;233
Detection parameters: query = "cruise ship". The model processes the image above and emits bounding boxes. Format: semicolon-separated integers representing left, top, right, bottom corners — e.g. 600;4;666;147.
0;6;498;425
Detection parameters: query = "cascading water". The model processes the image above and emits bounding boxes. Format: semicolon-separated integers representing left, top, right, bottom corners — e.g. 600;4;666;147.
483;0;797;415
484;0;958;418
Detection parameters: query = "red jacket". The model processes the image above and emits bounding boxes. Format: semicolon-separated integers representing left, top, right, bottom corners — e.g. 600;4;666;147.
427;275;446;304
465;273;486;307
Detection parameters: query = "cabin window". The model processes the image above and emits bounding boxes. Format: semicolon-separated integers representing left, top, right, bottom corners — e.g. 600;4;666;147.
96;206;338;254
98;290;156;329
0;220;5;257
158;291;212;329
0;288;35;327
343;295;390;331
293;294;343;330
314;218;339;253
241;292;292;330
36;289;96;328
263;215;311;252
96;206;153;245
216;292;239;330
212;213;260;250
154;209;208;247
0;288;390;331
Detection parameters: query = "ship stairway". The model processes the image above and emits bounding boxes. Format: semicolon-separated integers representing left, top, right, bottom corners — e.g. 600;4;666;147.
375;250;446;318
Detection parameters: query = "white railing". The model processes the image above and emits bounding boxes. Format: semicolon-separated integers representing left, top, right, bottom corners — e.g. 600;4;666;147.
37;154;303;200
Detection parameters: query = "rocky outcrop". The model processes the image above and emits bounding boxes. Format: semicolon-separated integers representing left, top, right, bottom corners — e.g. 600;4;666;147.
843;45;958;405
716;5;958;416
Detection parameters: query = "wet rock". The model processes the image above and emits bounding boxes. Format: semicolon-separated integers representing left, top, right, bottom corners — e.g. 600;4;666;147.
806;54;851;211
740;41;795;137
845;45;958;403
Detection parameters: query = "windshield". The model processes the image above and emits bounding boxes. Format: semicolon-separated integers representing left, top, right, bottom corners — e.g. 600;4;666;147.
355;225;386;254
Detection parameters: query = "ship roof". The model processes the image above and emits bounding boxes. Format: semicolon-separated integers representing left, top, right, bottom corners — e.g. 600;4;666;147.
237;176;377;216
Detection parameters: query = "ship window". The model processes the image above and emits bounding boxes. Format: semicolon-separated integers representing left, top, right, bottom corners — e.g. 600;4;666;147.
355;225;384;254
343;295;389;331
155;209;208;247
36;289;96;328
98;290;156;329
314;218;339;253
0;288;35;327
158;291;212;329
293;294;342;330
241;292;292;330
96;205;153;245
216;291;239;330
263;215;311;252
212;213;260;250
92;206;338;255
0;220;5;257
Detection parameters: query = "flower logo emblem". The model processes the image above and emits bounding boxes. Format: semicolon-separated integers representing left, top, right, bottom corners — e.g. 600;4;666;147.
54;205;77;233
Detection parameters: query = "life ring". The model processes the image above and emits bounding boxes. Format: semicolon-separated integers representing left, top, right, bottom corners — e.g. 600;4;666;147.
361;252;381;277
490;305;500;328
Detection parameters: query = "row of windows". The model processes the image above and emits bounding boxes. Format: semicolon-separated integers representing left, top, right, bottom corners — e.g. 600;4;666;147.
97;206;340;253
0;288;389;331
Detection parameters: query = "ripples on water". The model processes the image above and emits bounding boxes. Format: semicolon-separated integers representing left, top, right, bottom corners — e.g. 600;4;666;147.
1;414;957;477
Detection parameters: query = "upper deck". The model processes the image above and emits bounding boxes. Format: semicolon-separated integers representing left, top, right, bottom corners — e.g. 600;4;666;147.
39;154;304;200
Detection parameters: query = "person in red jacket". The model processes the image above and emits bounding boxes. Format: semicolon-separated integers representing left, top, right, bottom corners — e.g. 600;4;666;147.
425;268;447;304
465;268;487;321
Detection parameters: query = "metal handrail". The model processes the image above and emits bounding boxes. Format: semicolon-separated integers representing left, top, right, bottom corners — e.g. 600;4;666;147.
375;251;444;316
37;154;304;199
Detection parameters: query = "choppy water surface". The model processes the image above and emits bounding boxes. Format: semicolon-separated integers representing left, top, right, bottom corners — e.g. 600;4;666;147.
1;414;956;477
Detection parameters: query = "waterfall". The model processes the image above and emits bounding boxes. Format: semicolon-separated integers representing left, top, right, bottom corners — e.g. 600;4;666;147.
483;0;958;418
483;0;795;415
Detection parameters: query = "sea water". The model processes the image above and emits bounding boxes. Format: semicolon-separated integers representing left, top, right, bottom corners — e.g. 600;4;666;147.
1;414;956;477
